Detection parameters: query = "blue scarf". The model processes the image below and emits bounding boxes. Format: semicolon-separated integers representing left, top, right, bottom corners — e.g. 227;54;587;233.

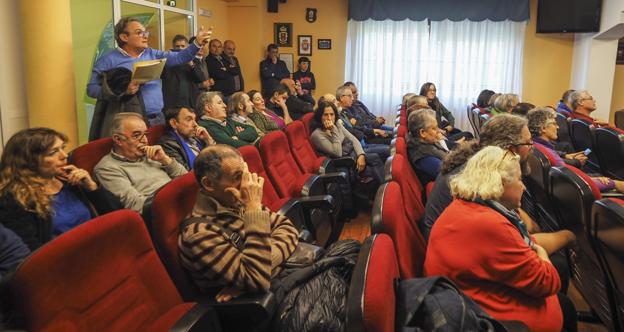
170;130;204;169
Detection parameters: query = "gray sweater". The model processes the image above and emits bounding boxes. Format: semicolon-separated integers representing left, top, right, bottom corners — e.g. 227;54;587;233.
94;151;187;212
310;121;365;158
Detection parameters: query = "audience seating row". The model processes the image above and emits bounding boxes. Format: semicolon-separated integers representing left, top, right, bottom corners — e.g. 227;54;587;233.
526;142;624;331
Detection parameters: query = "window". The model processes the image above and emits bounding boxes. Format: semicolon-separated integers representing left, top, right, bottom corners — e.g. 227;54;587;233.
114;0;195;50
345;19;526;131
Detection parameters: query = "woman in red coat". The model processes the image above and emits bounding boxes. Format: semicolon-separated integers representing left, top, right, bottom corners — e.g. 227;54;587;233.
425;146;567;331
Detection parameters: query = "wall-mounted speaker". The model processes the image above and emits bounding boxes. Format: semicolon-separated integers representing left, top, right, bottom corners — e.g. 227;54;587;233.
268;0;278;12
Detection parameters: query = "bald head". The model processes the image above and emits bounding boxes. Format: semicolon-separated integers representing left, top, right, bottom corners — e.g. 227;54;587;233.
223;40;236;57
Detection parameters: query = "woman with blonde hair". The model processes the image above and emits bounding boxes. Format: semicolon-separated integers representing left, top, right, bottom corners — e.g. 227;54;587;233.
0;128;119;250
425;146;576;331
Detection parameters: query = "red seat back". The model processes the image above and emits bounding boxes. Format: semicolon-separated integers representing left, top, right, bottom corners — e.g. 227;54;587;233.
150;172;201;301
372;182;426;278
301;112;314;137
259;131;309;198
11;210;185;332
69;137;113;176
386;154;425;223
346;234;398;332
147;124;166;145
284;120;324;174
396;125;407;138
394;137;407;157
239;145;287;211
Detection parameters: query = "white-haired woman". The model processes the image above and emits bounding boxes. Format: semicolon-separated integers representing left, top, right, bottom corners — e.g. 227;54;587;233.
424;146;576;332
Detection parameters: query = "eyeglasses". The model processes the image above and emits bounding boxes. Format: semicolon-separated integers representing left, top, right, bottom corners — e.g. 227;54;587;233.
512;139;533;147
580;96;594;102
118;130;150;141
125;29;150;38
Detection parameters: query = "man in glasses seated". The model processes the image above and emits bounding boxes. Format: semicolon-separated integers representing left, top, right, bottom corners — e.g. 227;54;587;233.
94;113;187;212
87;17;213;127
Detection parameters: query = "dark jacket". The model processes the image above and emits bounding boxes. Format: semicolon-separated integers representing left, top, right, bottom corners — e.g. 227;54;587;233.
346;101;381;129
223;54;244;93
292;70;316;94
0;185;121;251
0;224;30;282
406;135;448;185
397;276;502;331
198;116;259;148
206;54;237;96
260;58;290;97
285;94;314;120
157;130;207;170
89;68;146;141
271;240;360;332
162;56;206;109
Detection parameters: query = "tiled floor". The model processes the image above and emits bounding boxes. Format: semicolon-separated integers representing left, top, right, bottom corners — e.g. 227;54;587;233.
339;210;610;331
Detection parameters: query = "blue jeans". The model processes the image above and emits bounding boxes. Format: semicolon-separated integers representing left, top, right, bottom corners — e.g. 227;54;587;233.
146;112;165;127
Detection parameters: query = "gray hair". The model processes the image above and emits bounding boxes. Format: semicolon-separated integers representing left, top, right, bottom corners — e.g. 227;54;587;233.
480;114;528;149
336;85;352;99
493;94;519;112
196;91;222;116
406;95;428;113
407;108;436;138
526;107;556;138
227;91;247;116
194;145;242;185
110;112;144;135
570;90;589;110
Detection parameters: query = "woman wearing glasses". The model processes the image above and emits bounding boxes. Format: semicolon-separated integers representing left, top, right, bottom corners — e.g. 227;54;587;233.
425;146;577;332
0;128;120;251
419;82;473;142
527;107;624;193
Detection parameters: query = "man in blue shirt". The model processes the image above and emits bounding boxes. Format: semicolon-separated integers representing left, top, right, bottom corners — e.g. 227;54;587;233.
87;17;212;126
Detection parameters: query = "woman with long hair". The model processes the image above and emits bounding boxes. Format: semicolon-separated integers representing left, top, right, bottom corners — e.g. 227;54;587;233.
0;128;119;250
309;101;385;186
419;82;472;142
247;89;290;131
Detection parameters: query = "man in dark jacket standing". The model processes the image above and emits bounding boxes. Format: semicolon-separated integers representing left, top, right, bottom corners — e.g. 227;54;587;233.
223;40;244;93
158;107;215;170
161;35;207;109
206;39;236;97
260;44;290;98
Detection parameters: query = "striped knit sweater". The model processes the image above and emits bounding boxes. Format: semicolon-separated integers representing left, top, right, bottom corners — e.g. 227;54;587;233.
178;192;299;293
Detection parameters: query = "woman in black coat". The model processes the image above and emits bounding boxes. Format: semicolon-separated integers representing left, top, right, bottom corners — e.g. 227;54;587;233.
419;82;473;142
0;128;120;250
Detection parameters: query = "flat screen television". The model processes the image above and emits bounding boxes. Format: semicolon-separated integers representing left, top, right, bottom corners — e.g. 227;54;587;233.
537;0;602;33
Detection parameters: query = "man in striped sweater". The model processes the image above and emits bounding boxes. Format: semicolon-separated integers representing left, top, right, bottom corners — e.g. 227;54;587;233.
179;145;299;302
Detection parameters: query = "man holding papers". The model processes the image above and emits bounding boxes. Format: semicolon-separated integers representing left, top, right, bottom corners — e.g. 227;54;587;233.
87;17;212;127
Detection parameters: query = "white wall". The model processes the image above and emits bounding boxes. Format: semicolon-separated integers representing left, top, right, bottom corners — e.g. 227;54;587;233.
0;0;29;152
570;0;624;121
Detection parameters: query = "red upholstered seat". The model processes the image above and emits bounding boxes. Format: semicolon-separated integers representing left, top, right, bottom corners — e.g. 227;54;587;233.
372;181;426;278
259;131;319;199
300;112;314;137
394;136;407;157
69;137;113;176
396;125;407;138
239;145;291;212
284;120;325;174
150;172;201;300
346;234;398;332
10;210;200;332
147;124;166;145
384;154;425;223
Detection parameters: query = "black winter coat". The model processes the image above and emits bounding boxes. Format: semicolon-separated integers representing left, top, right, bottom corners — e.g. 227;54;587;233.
271;240;361;332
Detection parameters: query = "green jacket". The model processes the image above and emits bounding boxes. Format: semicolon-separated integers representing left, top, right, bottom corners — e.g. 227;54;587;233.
248;110;279;134
198;116;259;148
